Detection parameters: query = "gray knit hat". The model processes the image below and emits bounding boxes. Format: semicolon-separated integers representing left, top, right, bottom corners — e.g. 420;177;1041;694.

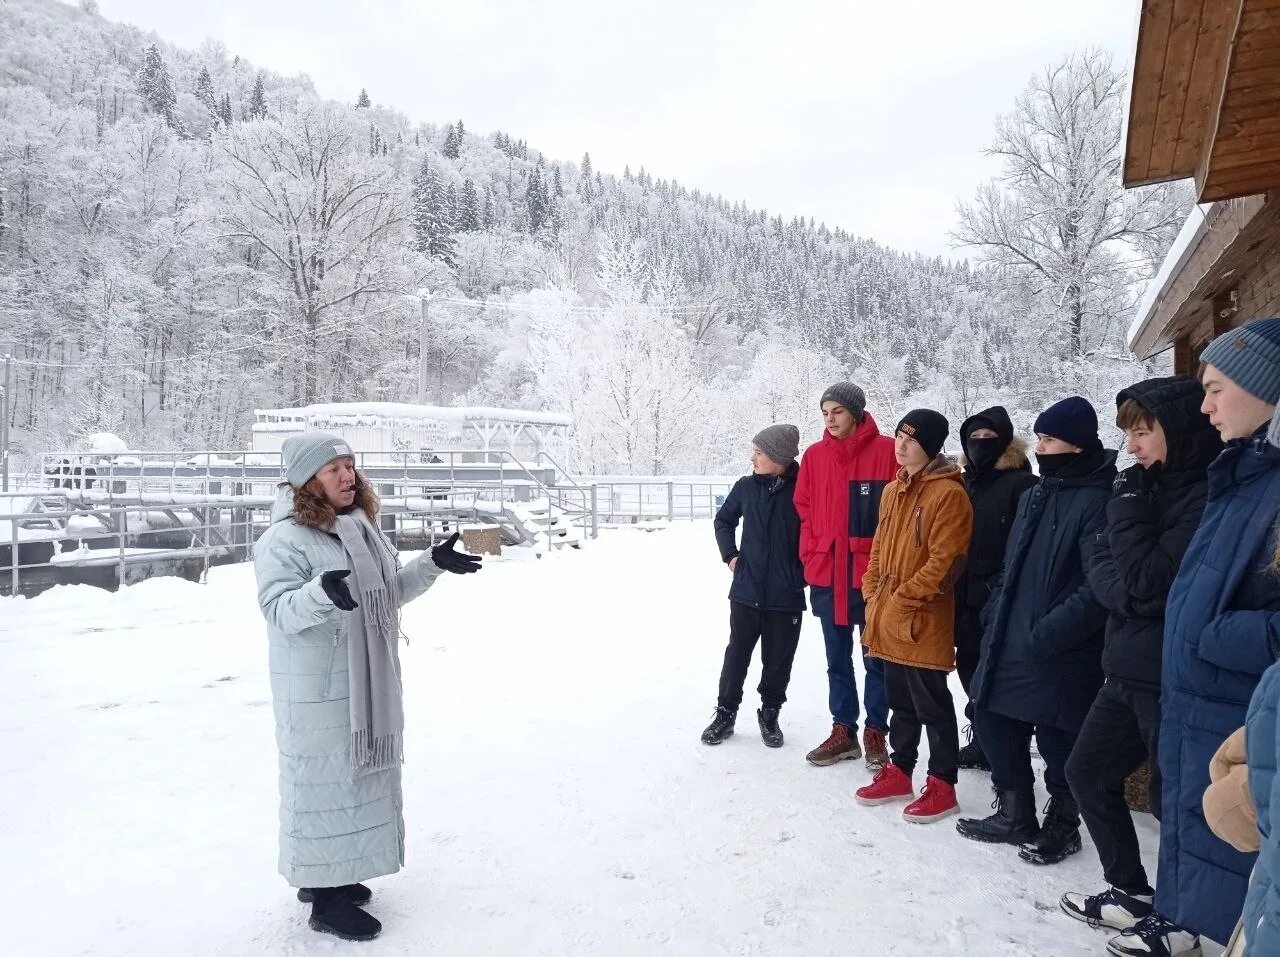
281;431;355;487
819;382;866;421
752;424;801;465
1199;317;1280;405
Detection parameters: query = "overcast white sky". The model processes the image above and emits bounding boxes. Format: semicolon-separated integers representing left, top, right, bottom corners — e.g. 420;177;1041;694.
99;0;1140;259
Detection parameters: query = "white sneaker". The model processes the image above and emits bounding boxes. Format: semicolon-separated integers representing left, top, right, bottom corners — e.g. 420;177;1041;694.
1106;913;1202;957
1060;886;1153;931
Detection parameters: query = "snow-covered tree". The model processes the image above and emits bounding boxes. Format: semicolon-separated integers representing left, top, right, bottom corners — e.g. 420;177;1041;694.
953;50;1191;359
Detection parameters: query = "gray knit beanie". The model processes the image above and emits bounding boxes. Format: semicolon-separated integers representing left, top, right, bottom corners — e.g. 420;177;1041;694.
819;382;866;421
281;431;355;487
1199;317;1280;405
752;424;801;466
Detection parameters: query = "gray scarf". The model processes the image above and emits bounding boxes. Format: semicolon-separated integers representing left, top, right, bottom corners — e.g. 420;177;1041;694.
330;510;404;777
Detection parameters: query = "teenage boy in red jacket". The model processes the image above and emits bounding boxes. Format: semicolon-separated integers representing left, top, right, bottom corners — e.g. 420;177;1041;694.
794;382;899;768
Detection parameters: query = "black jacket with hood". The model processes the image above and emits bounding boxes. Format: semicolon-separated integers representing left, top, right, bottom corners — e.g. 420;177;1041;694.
714;461;807;613
956;406;1038;616
1084;376;1223;690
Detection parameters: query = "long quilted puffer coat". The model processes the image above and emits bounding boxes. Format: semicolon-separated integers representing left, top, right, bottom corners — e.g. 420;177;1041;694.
254;489;442;888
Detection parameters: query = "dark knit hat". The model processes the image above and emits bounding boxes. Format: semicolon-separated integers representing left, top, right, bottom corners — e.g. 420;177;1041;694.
1199;317;1280;405
1033;397;1101;451
282;431;354;487
752;424;800;466
819;382;866;421
895;409;949;460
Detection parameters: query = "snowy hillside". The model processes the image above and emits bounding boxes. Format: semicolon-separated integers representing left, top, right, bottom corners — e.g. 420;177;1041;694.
0;523;1158;956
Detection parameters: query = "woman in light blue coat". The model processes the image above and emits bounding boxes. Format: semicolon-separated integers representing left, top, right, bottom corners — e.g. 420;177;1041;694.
255;432;481;942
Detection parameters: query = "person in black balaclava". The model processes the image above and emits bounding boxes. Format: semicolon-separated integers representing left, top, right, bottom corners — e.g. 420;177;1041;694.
957;396;1117;869
954;407;1037;771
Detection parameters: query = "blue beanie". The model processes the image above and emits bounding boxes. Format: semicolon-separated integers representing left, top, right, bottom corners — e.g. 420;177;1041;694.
281;431;354;487
1199;317;1280;405
1033;396;1100;451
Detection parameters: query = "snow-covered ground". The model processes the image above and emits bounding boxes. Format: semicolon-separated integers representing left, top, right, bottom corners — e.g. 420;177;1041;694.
0;522;1166;956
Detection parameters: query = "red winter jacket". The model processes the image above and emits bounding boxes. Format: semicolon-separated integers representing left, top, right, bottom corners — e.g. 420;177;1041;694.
793;412;899;625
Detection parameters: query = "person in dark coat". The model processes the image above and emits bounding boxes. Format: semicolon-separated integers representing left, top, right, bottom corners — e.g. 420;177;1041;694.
703;424;807;748
956;396;1116;867
1058;377;1221;936
954;406;1037;771
1110;317;1280;957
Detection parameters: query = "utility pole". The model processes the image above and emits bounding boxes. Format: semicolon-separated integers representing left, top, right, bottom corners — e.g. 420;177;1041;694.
1;354;10;492
417;290;431;404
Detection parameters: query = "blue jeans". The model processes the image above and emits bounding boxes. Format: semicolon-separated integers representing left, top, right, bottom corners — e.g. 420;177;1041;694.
811;586;888;733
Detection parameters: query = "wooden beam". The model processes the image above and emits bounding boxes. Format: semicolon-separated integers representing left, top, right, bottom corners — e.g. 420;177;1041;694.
1174;0;1238;171
1127;0;1177;185
1153;0;1211;176
1174;335;1195;375
1196;0;1247;199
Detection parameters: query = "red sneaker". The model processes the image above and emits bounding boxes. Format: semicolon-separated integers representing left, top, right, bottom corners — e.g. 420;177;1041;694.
854;762;913;805
902;775;959;823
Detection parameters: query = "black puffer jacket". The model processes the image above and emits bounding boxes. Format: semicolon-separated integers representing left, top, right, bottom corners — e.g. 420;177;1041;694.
957;406;1038;614
714;462;806;612
971;446;1118;732
1085;377;1223;690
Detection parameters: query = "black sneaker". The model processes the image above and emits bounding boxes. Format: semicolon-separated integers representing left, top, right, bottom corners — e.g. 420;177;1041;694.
757;707;783;747
298;883;372;906
1105;912;1201;956
1060;886;1153;931
701;707;736;745
308;887;382;942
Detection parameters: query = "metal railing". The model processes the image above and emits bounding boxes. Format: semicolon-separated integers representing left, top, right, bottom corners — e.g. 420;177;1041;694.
3;454;738;596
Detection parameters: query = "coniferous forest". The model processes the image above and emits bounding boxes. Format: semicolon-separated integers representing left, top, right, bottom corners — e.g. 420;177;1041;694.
0;0;1192;473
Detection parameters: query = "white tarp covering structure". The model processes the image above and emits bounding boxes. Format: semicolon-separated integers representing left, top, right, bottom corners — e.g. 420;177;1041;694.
250;403;572;464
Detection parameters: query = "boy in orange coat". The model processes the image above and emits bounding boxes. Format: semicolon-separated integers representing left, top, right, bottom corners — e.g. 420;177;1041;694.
855;409;974;822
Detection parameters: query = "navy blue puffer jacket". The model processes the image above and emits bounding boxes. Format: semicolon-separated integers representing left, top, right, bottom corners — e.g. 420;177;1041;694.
1157;432;1280;944
970;448;1116;732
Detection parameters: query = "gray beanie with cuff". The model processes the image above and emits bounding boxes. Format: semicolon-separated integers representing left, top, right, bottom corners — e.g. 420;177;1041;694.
1199;317;1280;406
819;382;867;421
281;431;355;487
752;424;801;466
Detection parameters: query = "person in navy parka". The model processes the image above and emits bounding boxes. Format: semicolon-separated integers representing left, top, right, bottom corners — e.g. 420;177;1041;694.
1110;317;1280;957
958;397;1116;866
703;424;807;748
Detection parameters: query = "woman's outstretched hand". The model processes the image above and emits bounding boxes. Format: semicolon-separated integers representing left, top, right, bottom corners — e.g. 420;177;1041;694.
431;532;483;575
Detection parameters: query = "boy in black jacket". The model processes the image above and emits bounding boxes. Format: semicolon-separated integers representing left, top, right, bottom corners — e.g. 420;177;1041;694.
1059;377;1221;932
955;406;1037;771
704;424;806;748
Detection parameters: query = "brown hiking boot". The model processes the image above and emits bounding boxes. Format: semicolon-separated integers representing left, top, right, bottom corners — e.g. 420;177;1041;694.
863;728;889;770
806;723;863;766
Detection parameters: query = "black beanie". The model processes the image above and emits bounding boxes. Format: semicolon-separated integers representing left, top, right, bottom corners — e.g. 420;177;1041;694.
1033;396;1101;452
896;409;949;460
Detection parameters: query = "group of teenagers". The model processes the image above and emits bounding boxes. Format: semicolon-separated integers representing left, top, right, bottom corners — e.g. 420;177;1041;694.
704;315;1280;957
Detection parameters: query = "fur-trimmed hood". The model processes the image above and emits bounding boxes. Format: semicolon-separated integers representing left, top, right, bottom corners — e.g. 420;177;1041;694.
959;435;1031;473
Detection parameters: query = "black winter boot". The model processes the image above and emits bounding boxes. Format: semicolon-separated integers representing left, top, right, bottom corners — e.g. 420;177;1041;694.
955;789;1039;844
757;707;783;748
308;886;382;941
297;883;372;905
701;707;736;745
1018;794;1082;865
957;724;991;771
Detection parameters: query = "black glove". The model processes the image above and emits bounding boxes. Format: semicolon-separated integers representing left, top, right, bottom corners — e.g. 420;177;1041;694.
431;532;483;575
1115;462;1158;496
320;569;359;611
